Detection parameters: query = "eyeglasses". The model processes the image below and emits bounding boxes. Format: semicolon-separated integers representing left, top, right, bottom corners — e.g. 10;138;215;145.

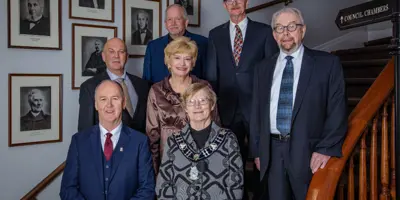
224;0;244;5
274;23;303;33
186;98;210;107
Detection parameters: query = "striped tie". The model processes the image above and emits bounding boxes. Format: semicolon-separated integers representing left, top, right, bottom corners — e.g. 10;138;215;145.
233;25;243;66
276;56;294;136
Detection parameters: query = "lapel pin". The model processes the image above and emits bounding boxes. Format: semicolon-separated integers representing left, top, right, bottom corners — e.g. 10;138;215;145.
120;147;123;152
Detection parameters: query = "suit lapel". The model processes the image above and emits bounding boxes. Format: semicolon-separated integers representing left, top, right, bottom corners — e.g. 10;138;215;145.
109;126;130;181
126;73;139;118
238;19;254;68
90;125;104;190
221;21;237;68
161;34;169;48
292;48;314;122
264;56;278;130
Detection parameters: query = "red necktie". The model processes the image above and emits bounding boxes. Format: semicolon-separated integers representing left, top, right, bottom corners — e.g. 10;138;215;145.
104;133;113;161
233;25;243;66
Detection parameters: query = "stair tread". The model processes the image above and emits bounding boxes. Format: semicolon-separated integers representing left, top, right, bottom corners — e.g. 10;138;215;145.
333;45;391;55
345;78;375;84
341;59;389;67
364;37;392;47
347;97;361;106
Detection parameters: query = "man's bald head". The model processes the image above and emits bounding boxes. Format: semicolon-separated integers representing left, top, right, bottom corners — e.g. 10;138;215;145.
102;38;127;52
101;38;128;76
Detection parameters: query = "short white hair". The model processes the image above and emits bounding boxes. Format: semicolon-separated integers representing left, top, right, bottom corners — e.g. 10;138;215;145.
28;89;44;104
271;7;305;28
165;4;188;21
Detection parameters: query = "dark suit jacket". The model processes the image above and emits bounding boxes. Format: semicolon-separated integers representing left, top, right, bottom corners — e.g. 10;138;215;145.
131;29;153;45
206;18;278;126
79;0;105;9
60;125;155;200
78;71;151;133
143;31;208;83
83;51;106;76
20;111;51;131
250;47;347;181
20;16;50;36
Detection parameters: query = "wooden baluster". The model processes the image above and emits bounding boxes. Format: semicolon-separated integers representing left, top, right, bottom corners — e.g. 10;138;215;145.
359;129;368;200
348;154;355;200
338;181;345;200
391;95;396;200
381;101;390;200
371;116;379;200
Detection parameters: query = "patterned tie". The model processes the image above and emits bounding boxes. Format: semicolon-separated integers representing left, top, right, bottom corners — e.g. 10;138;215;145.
233;25;243;66
276;56;294;136
117;78;134;118
104;133;113;161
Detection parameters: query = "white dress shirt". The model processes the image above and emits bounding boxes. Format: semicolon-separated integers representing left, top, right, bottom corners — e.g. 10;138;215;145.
270;45;304;134
107;69;138;113
229;17;248;52
92;0;99;8
100;122;122;150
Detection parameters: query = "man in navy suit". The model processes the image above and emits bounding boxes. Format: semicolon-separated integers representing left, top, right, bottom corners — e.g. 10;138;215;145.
78;38;150;133
60;80;155;200
142;4;207;83
250;7;347;199
205;0;278;199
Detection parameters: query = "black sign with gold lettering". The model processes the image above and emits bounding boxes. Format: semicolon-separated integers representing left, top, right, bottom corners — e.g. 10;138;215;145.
335;0;392;30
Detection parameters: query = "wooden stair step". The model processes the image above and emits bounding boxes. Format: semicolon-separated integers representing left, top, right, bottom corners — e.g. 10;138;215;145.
341;59;389;67
343;66;384;78
345;78;375;85
347;97;361;106
338;52;392;61
333;45;391;56
363;36;392;47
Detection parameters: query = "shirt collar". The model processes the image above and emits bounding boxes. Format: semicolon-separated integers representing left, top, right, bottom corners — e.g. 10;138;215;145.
278;44;304;62
99;122;123;138
107;69;127;81
230;17;248;31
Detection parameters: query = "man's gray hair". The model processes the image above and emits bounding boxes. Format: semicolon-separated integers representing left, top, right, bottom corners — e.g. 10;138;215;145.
27;0;45;6
165;4;188;21
271;7;305;28
28;89;44;103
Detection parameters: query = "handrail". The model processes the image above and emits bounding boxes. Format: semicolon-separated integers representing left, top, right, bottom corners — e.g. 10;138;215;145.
245;0;292;14
306;58;395;200
21;161;66;200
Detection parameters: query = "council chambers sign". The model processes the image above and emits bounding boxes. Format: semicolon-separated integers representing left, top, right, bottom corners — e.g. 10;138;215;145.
335;0;392;30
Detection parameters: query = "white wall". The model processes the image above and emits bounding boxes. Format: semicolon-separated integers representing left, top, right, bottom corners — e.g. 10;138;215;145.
0;0;380;199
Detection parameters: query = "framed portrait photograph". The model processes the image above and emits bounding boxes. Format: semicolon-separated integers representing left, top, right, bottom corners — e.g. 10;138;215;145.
8;0;62;50
72;23;117;89
69;0;115;22
9;74;63;147
123;0;161;57
167;0;200;27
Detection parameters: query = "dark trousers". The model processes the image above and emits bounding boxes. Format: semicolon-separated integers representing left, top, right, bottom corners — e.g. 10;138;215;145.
262;138;309;200
227;111;264;200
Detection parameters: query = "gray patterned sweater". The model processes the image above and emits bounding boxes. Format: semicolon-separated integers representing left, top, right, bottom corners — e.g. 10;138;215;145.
156;122;244;200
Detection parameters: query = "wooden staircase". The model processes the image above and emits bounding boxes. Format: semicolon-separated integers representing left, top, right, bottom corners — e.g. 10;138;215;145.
333;37;392;115
307;37;396;200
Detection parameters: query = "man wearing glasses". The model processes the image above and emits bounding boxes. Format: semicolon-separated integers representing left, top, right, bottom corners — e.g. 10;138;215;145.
250;7;347;199
78;38;150;133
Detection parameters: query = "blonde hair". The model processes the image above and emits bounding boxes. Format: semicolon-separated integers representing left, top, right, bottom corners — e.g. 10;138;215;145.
181;82;217;109
164;36;198;69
